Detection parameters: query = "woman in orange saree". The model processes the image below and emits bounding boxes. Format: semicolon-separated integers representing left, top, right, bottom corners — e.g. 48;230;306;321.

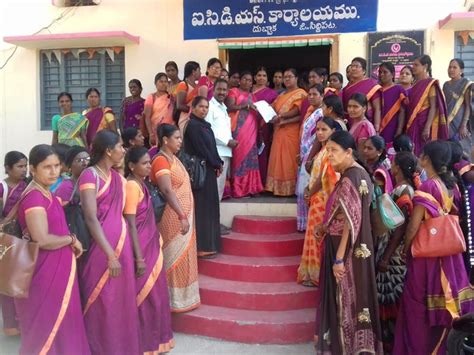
266;68;307;196
151;124;200;312
144;72;174;146
297;118;338;286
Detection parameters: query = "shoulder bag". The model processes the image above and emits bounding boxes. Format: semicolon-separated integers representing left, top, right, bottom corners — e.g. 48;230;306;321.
411;180;466;258
178;121;207;190
371;185;405;236
63;170;99;253
0;188;39;298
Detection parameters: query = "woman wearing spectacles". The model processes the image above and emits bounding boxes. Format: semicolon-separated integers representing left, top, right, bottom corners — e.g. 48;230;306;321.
54;146;90;206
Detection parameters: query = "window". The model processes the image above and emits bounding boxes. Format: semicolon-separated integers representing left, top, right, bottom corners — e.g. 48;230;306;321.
40;49;125;130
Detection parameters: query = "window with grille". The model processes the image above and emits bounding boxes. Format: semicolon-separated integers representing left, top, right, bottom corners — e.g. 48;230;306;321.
40;49;125;130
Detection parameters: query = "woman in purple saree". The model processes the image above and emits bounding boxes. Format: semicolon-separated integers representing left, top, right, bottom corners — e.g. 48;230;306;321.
405;55;449;156
342;57;382;130
378;62;407;145
252;67;279;186
16;144;89;354
79;130;140;354
119;79;145;131
394;141;474;354
124;147;174;353
83;88;117;145
0;151;27;336
315;131;383;354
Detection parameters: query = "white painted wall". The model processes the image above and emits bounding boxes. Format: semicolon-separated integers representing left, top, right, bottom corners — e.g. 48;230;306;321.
0;0;469;172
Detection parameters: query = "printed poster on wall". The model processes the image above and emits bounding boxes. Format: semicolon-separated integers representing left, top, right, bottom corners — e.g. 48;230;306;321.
368;31;424;80
184;0;378;40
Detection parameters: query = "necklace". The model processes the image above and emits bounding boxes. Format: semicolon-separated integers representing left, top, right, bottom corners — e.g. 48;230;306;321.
32;180;51;198
159;149;174;163
94;165;110;181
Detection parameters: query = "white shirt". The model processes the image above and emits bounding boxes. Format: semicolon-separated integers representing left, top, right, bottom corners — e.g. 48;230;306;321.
205;97;233;158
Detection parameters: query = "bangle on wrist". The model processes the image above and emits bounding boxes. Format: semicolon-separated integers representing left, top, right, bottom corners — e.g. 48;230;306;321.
108;254;117;261
69;234;76;246
333;258;344;265
135;258;145;262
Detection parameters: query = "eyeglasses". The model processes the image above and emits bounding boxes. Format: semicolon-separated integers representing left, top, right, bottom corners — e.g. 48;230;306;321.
75;157;90;164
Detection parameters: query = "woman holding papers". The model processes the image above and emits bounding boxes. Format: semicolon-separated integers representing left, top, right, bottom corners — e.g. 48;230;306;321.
253;67;278;186
265;68;307;196
227;71;263;198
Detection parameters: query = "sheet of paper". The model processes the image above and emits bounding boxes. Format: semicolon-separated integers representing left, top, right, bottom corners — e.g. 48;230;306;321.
254;100;277;123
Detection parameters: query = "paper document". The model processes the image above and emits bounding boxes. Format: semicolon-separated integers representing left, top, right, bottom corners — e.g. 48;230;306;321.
254;100;277;123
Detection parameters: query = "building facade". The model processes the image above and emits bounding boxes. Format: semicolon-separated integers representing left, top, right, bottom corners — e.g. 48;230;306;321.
0;0;472;168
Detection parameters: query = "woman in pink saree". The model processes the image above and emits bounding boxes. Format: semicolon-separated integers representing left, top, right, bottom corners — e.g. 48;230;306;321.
406;55;449;156
0;151;27;336
252;67;279;186
227;71;263;197
83;88;117;145
348;93;377;152
342;57;382;130
15;144;89;355
79;130;140;354
124;147;174;353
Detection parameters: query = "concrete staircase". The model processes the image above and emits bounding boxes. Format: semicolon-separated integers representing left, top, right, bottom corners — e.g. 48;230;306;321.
172;215;319;344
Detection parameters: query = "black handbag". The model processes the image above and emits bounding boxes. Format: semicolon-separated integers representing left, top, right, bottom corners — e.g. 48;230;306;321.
177;150;206;190
63;172;98;253
144;179;166;223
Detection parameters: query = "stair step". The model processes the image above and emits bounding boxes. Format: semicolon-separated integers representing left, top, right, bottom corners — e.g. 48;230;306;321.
172;304;316;344
199;275;318;311
221;232;304;257
232;215;297;235
198;254;300;282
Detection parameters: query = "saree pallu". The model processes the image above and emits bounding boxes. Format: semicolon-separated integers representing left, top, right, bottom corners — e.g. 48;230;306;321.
57;112;89;147
296;107;322;231
349;119;376;146
406;79;449;156
145;93;174;144
176;82;198;133
266;88;307;196
156;157;200;312
122;98;145;129
342;78;382;124
84;107;114;145
132;182;174;353
16;189;90;355
380;85;407;144
1;179;27;335
229;89;263;198
198;76;215;101
443;78;473;157
254;87;278;186
393;179;474;355
316;166;383;354
78;168;140;355
324;87;340;97
375;184;413;353
297;147;338;285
